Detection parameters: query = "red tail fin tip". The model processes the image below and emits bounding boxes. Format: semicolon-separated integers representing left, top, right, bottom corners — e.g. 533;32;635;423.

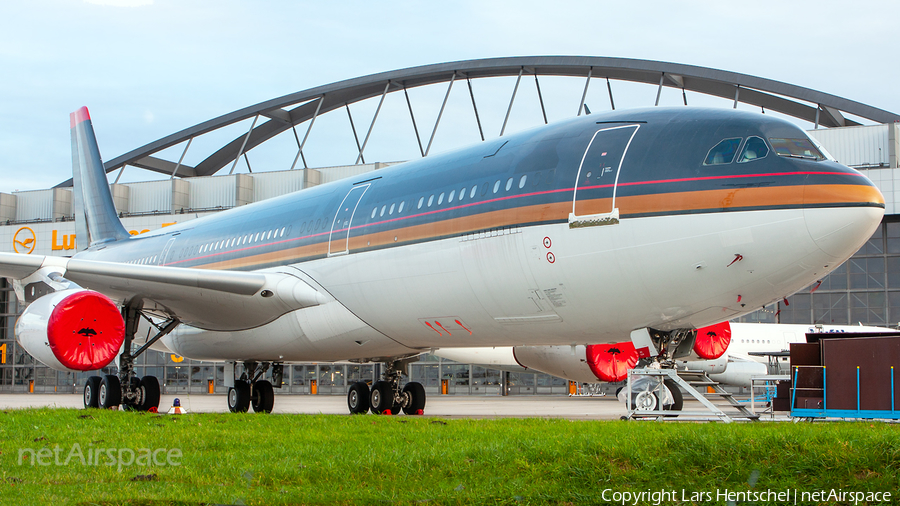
69;107;91;128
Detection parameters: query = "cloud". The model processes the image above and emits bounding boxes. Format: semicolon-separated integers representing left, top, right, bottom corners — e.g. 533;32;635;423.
83;0;153;7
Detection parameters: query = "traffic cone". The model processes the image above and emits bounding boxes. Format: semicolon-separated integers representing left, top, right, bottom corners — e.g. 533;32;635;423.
167;398;188;415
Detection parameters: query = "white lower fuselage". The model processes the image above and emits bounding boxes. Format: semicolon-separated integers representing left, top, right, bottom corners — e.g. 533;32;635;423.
159;205;880;362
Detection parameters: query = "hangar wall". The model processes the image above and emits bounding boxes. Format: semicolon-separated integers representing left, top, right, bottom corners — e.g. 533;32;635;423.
0;125;897;395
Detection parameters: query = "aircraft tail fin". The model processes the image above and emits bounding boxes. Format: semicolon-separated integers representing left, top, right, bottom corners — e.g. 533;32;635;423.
70;107;130;250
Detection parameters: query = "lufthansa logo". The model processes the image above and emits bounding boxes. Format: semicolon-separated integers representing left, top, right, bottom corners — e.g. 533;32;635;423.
13;227;36;254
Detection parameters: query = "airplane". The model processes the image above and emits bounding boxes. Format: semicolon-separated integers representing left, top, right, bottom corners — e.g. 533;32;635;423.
432;321;900;401
0;105;884;416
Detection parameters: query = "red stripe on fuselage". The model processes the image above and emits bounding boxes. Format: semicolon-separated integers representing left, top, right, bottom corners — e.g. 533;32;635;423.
163;171;875;268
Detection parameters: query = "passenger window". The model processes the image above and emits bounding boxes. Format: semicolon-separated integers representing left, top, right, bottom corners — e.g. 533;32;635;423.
470;185;477;198
389;203;395;215
371;208;377;219
380;205;386;217
449;190;456;202
438;192;445;205
428;195;434;207
519;175;527;189
267;230;273;240
418;196;424;209
459;188;466;201
399;201;405;213
481;182;489;196
493;180;501;193
738;136;768;163
505;178;513;191
703;138;742;165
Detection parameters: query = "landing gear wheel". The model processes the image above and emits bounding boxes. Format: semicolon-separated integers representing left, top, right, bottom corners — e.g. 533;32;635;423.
370;380;394;414
98;374;121;409
662;379;683;412
251;380;275;413
84;376;101;408
347;382;370;414
401;382;426;415
228;379;251;413
634;390;658;411
138;376;161;412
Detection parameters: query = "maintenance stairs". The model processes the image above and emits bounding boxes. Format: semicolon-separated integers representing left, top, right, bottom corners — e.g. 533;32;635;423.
625;368;760;423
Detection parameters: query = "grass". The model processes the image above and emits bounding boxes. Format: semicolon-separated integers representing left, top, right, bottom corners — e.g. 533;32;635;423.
0;408;898;505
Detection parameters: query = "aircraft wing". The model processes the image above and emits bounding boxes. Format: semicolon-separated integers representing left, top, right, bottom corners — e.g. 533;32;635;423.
0;251;324;331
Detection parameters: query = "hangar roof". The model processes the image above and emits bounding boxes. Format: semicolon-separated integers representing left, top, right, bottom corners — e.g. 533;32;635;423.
57;56;900;187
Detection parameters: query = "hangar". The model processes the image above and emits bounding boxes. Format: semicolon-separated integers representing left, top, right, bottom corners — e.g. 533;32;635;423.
1;56;898;396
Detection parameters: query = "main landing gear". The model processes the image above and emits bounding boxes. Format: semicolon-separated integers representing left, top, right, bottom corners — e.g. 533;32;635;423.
227;361;283;413
347;359;426;415
84;304;178;412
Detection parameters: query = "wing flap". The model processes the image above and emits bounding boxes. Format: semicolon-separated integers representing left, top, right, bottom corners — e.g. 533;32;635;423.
0;252;46;279
64;259;266;296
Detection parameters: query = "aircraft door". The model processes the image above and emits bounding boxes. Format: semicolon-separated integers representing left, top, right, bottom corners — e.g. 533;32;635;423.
158;237;176;265
328;183;370;256
569;124;640;228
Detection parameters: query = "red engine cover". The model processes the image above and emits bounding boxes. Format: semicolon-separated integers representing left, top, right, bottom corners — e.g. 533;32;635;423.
693;321;732;359
47;291;125;371
585;342;639;382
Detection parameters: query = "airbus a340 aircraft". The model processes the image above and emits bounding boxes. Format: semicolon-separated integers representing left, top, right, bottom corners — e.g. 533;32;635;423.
0;105;884;415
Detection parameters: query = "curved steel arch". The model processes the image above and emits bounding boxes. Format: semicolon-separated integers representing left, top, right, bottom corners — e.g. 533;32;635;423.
64;56;900;186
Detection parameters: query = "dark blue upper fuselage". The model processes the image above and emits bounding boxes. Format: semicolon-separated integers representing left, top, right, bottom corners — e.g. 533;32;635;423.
76;108;879;270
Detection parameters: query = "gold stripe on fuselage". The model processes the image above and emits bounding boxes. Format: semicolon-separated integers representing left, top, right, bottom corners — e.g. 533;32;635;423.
192;183;883;271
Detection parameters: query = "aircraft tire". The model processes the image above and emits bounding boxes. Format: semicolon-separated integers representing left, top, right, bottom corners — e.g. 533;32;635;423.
347;382;370;414
662;379;683;412
369;380;394;414
138;376;161;412
84;376;102;408
228;380;251;413
251;380;275;413
401;382;426;415
98;374;121;409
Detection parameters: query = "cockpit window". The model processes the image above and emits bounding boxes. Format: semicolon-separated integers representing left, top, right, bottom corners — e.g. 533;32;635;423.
768;138;825;161
737;136;768;163
703;138;742;166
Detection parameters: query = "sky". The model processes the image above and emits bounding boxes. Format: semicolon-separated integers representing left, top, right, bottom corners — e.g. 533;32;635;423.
1;0;898;194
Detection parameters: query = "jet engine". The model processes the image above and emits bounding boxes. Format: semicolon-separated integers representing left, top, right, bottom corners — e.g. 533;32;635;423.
688;321;731;360
15;289;125;372
709;360;768;386
512;342;639;383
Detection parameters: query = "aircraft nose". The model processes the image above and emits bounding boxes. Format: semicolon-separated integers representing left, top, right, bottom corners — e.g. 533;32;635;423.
804;182;884;259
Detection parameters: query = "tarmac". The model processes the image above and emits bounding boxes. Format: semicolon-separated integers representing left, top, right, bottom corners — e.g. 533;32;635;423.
0;393;635;420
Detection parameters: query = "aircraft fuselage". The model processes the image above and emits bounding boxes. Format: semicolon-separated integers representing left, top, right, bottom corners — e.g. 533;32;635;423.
75;107;884;362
